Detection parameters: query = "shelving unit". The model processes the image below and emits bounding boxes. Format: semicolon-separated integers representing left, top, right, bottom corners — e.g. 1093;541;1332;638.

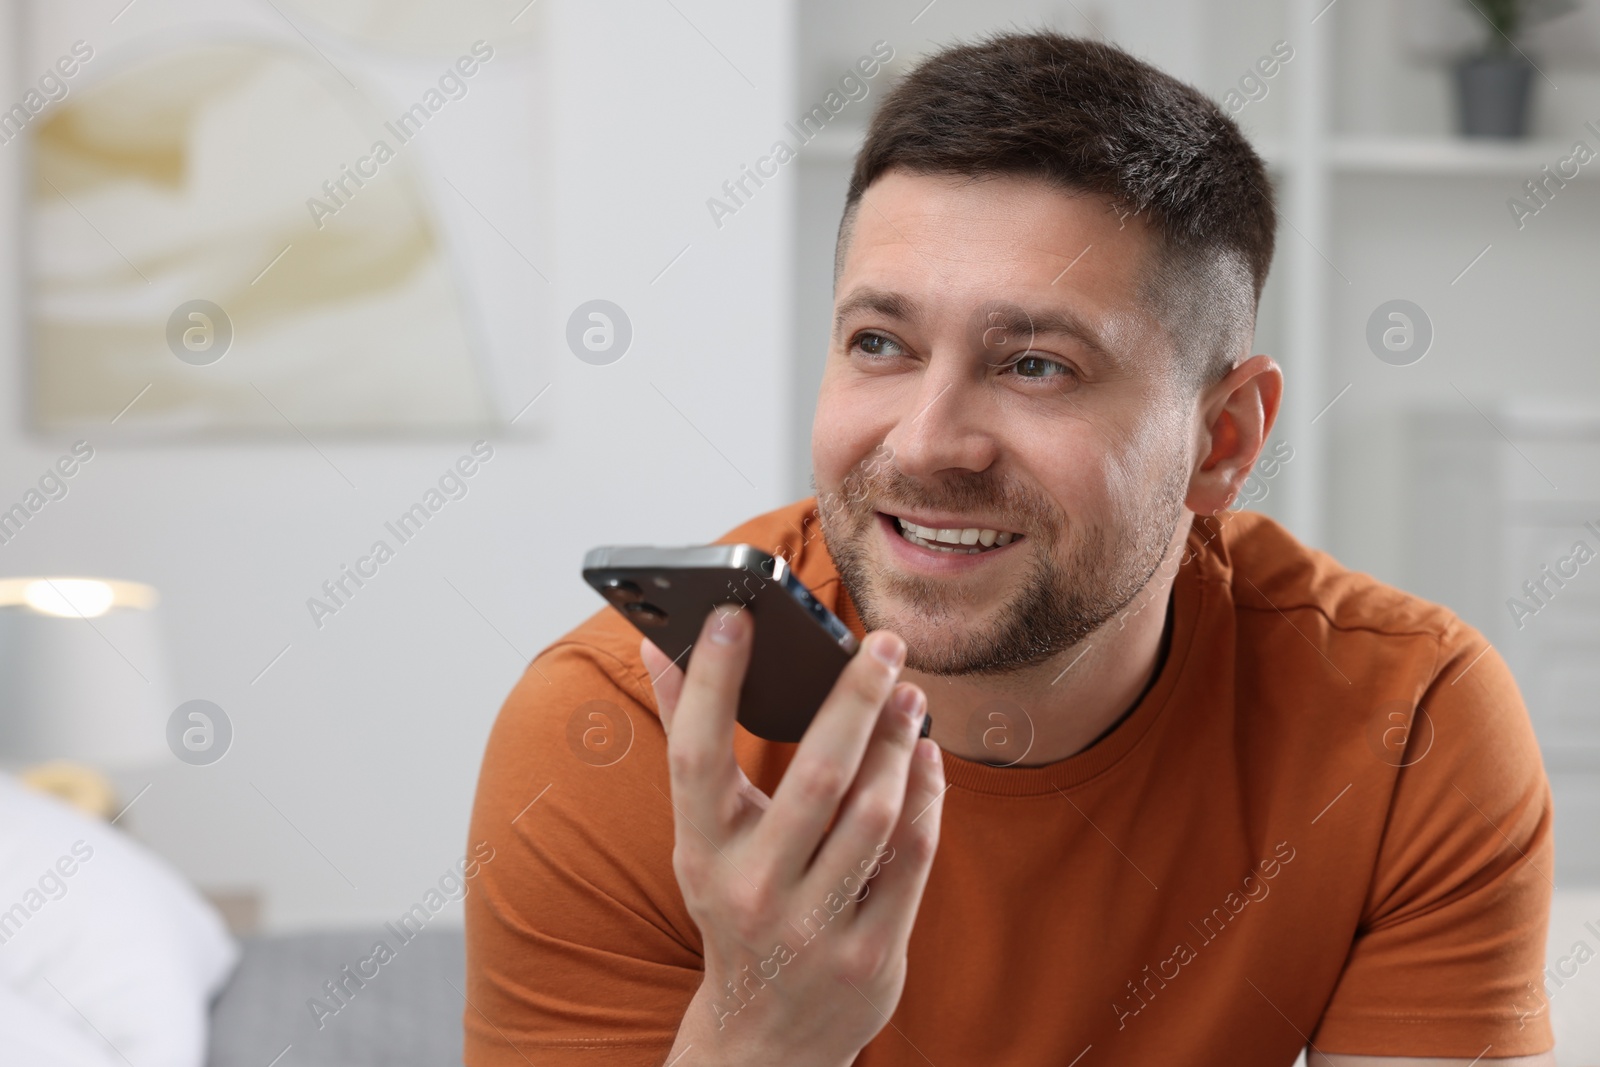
1301;135;1600;175
805;126;1600;177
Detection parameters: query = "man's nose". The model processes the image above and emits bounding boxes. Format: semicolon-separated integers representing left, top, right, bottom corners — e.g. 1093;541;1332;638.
882;364;999;480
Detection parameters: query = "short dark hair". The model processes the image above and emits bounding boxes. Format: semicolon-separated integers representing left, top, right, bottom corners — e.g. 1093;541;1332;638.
836;31;1277;389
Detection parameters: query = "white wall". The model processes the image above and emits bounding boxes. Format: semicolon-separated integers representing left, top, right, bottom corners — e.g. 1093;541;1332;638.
0;0;796;929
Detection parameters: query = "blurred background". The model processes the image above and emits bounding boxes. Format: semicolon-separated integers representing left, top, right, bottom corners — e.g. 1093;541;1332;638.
1;0;1598;1061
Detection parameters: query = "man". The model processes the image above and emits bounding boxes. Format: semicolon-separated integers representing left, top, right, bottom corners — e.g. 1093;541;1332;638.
464;32;1555;1066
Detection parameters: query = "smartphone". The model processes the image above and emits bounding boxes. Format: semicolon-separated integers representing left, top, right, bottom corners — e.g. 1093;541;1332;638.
582;543;870;743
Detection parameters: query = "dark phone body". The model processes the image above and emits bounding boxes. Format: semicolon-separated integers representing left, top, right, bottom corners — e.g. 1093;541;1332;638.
583;544;859;743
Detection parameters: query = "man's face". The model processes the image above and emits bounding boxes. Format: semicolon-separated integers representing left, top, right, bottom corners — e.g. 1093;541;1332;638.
814;170;1197;676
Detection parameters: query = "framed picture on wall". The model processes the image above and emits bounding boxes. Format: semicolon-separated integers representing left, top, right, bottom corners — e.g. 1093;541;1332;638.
15;0;548;436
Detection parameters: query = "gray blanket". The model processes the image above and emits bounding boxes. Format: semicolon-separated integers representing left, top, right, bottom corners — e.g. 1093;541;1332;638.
207;929;464;1067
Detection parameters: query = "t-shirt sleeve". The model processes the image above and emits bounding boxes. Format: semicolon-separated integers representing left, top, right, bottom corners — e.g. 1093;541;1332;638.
463;637;703;1067
1310;629;1556;1056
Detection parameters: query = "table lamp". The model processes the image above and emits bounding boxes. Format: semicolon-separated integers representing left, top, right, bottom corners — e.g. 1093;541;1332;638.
0;577;173;817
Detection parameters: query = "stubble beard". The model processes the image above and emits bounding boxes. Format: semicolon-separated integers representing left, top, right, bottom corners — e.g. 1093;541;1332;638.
816;457;1189;677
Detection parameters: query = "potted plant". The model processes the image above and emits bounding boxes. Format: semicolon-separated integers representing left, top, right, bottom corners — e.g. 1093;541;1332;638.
1454;0;1574;137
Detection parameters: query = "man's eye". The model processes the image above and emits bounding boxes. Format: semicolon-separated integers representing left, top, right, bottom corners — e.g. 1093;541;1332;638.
852;332;904;358
1007;353;1073;380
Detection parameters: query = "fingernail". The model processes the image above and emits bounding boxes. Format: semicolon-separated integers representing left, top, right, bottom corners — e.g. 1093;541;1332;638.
869;632;905;669
891;685;921;721
707;604;744;645
916;737;942;763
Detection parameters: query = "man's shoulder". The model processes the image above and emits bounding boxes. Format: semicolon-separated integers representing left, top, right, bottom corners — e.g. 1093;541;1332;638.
1200;508;1472;652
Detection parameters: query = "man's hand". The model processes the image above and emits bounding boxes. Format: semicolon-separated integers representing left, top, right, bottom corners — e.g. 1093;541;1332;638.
642;604;945;1067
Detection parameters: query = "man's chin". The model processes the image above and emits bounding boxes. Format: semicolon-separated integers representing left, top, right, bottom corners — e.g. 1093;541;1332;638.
830;526;1030;671
855;592;1003;674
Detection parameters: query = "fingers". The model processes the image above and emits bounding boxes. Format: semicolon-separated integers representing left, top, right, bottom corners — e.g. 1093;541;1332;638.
664;605;753;832
805;680;926;897
640;637;684;733
757;630;907;882
850;734;944;943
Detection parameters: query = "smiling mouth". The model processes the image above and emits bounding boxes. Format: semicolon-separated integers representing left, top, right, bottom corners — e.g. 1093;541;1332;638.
885;513;1025;555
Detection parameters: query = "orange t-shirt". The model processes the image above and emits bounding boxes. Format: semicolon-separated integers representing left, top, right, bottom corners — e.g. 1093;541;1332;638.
464;499;1555;1065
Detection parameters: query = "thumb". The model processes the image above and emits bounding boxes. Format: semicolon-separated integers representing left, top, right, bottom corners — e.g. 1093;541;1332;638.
640;637;685;733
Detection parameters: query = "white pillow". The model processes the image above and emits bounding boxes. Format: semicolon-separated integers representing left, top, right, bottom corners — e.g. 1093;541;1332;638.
0;772;239;1067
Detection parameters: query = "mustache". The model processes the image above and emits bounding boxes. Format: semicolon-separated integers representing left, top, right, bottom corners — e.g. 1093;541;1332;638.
836;464;1061;538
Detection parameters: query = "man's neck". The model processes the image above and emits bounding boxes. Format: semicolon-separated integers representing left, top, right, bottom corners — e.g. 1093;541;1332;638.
903;528;1185;768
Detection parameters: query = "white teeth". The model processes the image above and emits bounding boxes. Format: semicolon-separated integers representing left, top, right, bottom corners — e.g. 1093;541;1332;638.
894;517;1019;553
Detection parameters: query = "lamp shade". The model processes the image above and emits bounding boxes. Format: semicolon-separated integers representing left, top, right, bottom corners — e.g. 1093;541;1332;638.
0;577;173;768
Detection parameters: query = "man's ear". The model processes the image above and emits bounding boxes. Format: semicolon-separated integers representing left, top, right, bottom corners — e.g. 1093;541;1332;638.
1186;354;1283;516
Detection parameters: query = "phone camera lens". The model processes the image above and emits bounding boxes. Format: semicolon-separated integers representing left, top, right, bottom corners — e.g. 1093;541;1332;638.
623;601;668;627
602;578;644;605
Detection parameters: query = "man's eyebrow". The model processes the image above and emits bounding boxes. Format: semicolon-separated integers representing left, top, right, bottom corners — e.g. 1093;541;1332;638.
833;287;923;338
833;291;1121;366
976;303;1116;365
